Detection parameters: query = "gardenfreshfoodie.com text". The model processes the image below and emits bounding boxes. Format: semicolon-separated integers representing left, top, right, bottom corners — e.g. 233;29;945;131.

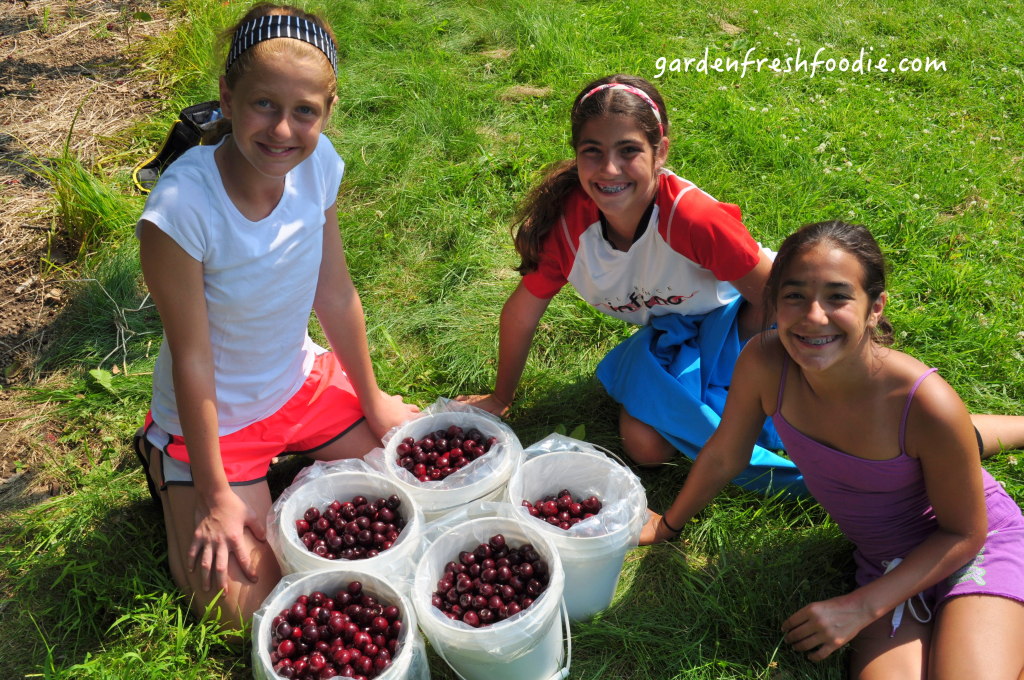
654;47;947;79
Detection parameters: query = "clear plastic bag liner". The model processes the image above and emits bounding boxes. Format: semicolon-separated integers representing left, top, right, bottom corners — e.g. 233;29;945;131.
412;515;566;662
506;434;647;546
252;567;430;680
419;500;514;545
266;457;425;591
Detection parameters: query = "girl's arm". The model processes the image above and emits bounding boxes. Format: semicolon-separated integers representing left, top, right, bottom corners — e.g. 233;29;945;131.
313;205;418;439
139;221;265;594
457;280;552;416
782;374;987;661
729;249;773;341
640;338;775;543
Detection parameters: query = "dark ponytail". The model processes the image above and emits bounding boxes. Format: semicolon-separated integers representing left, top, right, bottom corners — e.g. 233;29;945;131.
513;161;578;274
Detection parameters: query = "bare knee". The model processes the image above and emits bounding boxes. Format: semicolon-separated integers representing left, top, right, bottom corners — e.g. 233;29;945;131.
155;474;283;634
619;408;675;467
181;543;282;635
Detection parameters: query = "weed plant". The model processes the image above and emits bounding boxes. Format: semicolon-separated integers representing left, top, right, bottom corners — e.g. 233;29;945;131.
2;0;1023;678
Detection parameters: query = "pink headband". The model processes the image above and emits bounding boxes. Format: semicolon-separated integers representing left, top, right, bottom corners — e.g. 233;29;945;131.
577;83;664;137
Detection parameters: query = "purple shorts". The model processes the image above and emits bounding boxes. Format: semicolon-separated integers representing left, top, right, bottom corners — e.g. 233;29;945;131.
857;484;1024;630
937;489;1024;607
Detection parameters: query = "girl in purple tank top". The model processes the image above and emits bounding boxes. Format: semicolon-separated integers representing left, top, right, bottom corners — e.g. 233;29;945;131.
640;221;1024;679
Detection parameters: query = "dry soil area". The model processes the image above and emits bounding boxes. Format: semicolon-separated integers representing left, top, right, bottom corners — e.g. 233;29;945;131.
0;0;171;498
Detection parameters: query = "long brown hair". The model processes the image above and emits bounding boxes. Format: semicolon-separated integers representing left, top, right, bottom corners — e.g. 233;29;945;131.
204;3;338;145
765;220;894;345
513;74;669;274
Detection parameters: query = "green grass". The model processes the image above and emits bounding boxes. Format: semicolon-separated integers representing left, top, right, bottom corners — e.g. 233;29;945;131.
2;0;1023;677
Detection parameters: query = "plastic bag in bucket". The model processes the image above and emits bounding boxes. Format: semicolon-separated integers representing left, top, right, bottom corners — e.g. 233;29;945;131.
252;567;429;680
413;516;568;680
267;459;425;586
507;434;647;620
368;399;522;521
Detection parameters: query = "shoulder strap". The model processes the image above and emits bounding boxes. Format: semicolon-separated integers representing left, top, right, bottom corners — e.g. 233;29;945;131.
899;368;939;455
775;354;791;416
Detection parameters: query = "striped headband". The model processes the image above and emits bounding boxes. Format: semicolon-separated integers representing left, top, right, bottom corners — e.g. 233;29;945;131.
577;83;664;137
226;14;338;74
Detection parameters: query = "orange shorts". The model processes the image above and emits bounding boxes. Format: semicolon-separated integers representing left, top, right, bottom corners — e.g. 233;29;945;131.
143;352;365;485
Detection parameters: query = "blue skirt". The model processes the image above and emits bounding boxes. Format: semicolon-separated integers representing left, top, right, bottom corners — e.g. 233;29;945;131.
595;298;806;496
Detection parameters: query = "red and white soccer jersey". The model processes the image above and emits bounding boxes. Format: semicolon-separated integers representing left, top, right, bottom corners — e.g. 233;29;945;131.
522;170;762;325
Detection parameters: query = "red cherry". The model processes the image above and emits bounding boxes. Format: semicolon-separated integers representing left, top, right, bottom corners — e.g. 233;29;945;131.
397;425;496;481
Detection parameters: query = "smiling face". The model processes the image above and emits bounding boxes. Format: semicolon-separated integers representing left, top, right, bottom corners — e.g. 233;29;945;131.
775;243;887;374
575;114;668;234
217;49;335;189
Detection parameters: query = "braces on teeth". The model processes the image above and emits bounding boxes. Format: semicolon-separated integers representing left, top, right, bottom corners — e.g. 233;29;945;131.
803;336;836;345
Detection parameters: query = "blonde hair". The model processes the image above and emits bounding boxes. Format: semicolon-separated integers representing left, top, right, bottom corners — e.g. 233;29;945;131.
205;3;338;143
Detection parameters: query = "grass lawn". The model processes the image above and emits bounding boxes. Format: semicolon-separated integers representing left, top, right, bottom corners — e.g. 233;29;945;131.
2;0;1023;678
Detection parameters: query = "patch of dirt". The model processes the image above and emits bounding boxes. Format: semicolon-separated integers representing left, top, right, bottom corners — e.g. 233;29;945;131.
498;84;552;101
0;0;173;488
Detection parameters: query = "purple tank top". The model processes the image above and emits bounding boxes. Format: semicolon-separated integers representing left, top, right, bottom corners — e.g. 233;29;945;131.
771;359;1008;585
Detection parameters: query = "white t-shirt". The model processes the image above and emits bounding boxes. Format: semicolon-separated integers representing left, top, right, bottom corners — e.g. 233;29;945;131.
522;170;762;326
138;134;344;436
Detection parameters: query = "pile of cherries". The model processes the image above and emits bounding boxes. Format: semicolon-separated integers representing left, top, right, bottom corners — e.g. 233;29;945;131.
522;489;603;530
296;495;405;561
395;424;499;482
431;533;550;628
268;582;402;679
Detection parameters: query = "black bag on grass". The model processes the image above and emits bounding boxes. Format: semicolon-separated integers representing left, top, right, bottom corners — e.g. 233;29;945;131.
133;100;221;193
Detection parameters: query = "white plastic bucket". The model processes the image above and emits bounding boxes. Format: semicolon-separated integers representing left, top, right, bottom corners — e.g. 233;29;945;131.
252;568;429;680
507;450;647;620
272;470;424;584
413;517;568;680
382;413;521;521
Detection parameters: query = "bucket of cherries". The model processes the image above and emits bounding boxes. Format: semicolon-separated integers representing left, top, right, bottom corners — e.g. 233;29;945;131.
411;516;567;680
507;434;648;620
268;462;425;582
252;568;428;680
378;401;522;520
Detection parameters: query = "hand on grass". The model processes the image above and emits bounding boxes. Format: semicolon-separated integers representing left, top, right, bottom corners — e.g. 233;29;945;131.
781;594;873;661
454;393;510;417
188;489;265;594
638;510;680;545
364;391;420;441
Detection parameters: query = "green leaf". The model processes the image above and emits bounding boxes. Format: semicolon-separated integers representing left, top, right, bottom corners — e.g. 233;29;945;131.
88;368;117;396
133;11;153;22
569;423;587;440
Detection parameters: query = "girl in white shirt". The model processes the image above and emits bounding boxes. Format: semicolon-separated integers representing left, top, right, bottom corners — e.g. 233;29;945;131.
136;4;417;632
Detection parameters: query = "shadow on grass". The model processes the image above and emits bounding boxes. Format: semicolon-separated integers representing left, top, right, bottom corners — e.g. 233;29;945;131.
505;373;622;452
0;470;246;679
571;528;854;680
